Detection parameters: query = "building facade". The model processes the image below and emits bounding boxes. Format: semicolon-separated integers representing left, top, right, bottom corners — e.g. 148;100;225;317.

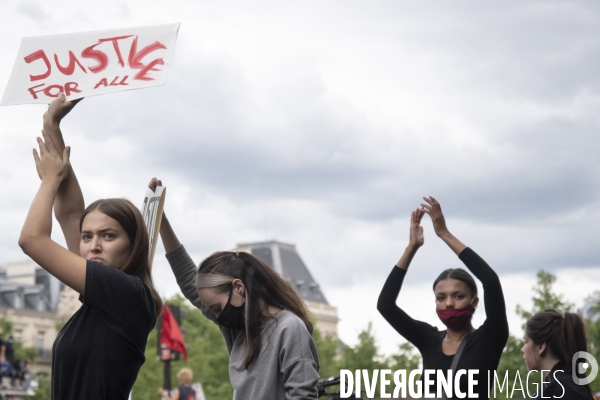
0;260;79;377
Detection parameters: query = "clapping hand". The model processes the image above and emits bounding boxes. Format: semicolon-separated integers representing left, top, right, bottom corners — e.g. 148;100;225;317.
33;130;70;184
409;208;424;248
421;196;449;237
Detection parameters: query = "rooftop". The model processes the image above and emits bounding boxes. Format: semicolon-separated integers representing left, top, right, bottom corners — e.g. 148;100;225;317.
236;240;329;305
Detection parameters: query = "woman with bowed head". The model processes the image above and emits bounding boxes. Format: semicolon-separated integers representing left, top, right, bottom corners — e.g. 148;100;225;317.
149;178;320;400
377;197;509;399
18;94;162;399
522;310;595;399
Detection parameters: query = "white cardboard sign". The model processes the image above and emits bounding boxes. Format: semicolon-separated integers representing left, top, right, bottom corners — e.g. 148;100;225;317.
141;185;166;270
1;23;180;106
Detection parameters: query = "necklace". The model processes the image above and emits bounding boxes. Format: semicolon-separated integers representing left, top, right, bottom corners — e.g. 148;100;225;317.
444;331;469;346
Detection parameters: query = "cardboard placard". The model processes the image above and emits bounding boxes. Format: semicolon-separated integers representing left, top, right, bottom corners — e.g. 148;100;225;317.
142;185;166;269
1;23;180;106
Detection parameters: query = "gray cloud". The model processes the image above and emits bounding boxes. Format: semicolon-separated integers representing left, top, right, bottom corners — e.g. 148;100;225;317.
1;0;599;288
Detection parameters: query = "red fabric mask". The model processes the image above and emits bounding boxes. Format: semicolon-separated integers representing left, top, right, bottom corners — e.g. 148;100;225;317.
437;305;475;331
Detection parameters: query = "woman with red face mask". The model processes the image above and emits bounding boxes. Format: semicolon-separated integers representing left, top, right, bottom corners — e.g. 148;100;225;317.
377;197;509;399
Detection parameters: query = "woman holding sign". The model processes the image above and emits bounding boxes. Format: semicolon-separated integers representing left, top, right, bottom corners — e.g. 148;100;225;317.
377;197;509;399
149;178;320;400
18;94;162;400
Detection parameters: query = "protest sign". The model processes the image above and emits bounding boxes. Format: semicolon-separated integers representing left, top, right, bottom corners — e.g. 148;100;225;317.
142;185;166;269
1;23;180;106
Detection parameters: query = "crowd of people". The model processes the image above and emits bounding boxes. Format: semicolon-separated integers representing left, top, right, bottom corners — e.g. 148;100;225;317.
0;336;33;394
15;94;595;399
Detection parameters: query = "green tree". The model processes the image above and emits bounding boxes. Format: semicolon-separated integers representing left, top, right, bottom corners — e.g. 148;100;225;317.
311;324;340;379
339;323;388;372
132;294;232;400
386;342;420;372
0;315;13;340
515;270;574;321
30;376;51;400
584;291;600;393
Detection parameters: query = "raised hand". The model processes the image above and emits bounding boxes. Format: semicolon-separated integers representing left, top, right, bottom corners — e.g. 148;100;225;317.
43;93;82;125
409;208;424;248
421;196;449;237
148;177;163;193
33;130;70;184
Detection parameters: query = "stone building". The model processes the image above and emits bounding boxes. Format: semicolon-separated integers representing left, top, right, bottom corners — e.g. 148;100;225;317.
233;240;339;338
0;260;79;377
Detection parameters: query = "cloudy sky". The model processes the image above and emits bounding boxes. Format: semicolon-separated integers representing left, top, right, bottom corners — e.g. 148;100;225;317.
1;0;599;356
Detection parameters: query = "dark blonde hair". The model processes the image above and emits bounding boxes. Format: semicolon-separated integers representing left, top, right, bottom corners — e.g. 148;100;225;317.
196;251;312;369
80;198;163;316
177;368;193;385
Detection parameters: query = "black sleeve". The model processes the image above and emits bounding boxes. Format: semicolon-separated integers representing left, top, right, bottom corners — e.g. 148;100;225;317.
83;261;148;328
458;248;509;348
377;266;437;349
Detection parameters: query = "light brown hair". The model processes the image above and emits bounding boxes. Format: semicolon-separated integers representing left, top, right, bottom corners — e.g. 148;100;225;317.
80;198;163;316
196;251;312;369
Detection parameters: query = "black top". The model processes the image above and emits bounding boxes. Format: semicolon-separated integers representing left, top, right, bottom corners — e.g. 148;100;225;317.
52;261;156;400
377;248;509;400
534;362;595;399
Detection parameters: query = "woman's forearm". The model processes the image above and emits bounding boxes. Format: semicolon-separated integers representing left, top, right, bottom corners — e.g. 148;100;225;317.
395;244;420;270
43;119;85;217
159;212;182;253
438;230;467;256
43;118;84;252
19;179;60;246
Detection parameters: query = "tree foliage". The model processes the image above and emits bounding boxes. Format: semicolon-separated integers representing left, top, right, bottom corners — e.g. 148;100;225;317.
131;296;423;400
584;291;600;392
515;270;574;321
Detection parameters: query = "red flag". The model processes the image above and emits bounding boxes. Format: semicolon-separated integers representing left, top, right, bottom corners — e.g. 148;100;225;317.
161;305;188;361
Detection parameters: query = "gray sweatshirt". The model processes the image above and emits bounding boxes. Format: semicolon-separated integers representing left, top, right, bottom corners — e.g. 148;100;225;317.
166;245;320;400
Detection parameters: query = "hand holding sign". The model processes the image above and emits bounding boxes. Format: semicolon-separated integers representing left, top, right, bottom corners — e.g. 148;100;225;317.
44;93;81;125
2;23;180;106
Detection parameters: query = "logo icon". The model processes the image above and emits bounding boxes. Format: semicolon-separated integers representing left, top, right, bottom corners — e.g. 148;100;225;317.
572;351;598;385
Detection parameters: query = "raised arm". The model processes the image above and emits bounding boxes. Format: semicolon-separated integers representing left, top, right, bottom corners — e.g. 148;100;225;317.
421;196;508;343
377;209;434;348
19;131;86;293
149;178;215;322
43;94;84;254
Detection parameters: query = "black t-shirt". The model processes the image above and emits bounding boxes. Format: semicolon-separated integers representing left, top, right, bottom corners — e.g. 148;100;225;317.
52;261;156;400
377;248;509;400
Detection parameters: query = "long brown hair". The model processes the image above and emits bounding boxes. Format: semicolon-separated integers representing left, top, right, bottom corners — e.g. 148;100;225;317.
80;198;163;316
526;309;591;387
526;309;587;363
196;251;312;369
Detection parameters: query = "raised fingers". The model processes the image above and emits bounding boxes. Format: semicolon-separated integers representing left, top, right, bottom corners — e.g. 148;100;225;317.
416;208;425;223
32;148;41;164
36;136;48;156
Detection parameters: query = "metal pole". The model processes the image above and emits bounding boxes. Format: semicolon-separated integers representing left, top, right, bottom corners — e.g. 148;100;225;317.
163;359;171;395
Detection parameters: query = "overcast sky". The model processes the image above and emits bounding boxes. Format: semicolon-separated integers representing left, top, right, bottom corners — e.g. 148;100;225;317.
0;0;599;355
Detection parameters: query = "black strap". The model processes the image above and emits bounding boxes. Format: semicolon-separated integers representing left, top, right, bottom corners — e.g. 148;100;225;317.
450;333;470;372
443;332;471;400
